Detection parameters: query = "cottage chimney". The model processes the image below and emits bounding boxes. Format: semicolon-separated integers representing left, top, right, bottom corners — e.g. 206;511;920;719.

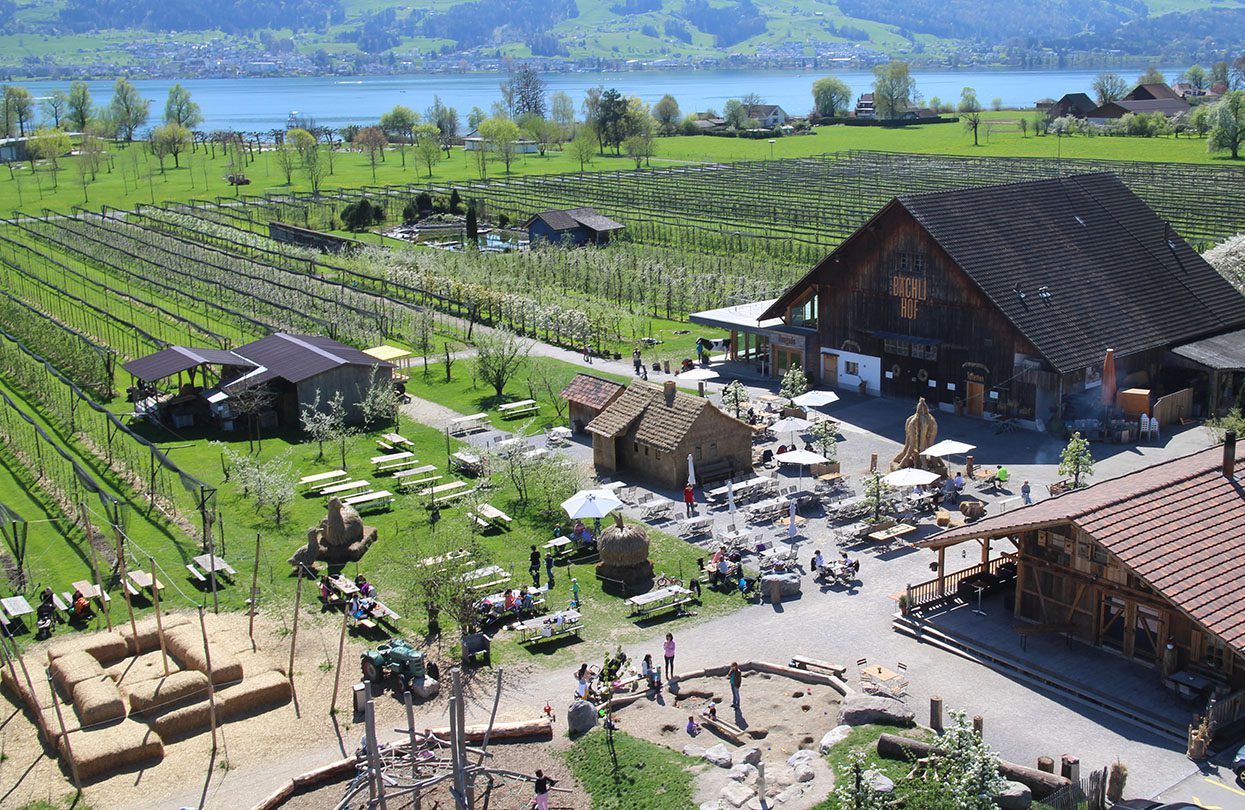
1225;430;1238;480
663;380;677;405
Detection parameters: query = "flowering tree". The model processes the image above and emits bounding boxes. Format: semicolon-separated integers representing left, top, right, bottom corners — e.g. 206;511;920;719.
721;380;750;419
359;364;401;429
864;471;894;521
779;364;807;405
809;418;840;462
828;750;887;810
1204;233;1245;294
300;388;336;460
931;711;1008;810
1058;431;1094;488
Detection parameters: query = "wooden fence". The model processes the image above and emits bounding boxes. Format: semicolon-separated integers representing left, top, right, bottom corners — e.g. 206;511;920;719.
1151;387;1193;427
905;553;1017;609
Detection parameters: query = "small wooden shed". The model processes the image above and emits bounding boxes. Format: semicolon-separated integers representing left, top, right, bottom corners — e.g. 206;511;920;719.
560;373;625;433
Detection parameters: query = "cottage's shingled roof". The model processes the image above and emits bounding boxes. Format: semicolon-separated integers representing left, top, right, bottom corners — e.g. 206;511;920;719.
560;373;625;410
923;443;1245;650
586;383;714;452
528;207;624;234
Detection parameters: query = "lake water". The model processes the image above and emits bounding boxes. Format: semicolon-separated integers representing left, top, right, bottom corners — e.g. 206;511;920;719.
14;67;1183;132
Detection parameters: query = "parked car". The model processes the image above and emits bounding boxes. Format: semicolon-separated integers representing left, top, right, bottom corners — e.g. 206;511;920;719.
1234;740;1245;779
1112;801;1207;809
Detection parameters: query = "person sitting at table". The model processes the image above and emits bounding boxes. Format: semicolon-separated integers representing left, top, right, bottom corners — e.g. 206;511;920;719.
71;589;92;621
738;575;754;597
36;590;57;640
641;653;661;690
760;448;774;466
993;465;1010;490
747;408;758;425
776;444;787;455
953;472;965;492
520;589;535;613
319;576;334;609
503;589;517;613
804;441;814;453
812;549;825;573
711;545;726;566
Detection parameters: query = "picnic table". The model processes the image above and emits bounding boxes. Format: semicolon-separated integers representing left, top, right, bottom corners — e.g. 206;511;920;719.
382;432;413;447
773;514;807;532
420;549;472;569
514;609;582;644
194;554;237;575
371;450;414;466
718;526;752;548
393;464;437;479
343;490;394;512
547;426;572;445
328;574;359;597
745;496;787;522
449;413;489;436
867;523;917;542
419;480;469;498
476;503;512;528
321;479;372;497
464;564;511;592
299;469;348;491
70;580;111;605
759;545;797;570
625;585;694;618
861;664;901;684
0;595;33;630
126;570;165;596
451;450;483;474
497;399;539;419
544;536;576;559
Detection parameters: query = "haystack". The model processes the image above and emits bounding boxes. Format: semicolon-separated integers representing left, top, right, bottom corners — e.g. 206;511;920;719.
120;614;190;656
50;650;106;693
72;675;126;727
58;719;164;782
151;669;290;740
127;671;210;715
46;629;128;665
165;625;243;684
595;516;654;586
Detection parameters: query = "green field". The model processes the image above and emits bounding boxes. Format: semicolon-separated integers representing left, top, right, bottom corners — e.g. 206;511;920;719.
1;115;1237;216
564;729;699;810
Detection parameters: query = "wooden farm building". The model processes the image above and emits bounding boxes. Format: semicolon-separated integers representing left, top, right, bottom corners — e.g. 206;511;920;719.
708;174;1245;426
525;208;624;247
918;436;1245;709
123;333;393;430
1088;82;1190;122
560;373;625;433
586;381;753;489
1046;92;1096;119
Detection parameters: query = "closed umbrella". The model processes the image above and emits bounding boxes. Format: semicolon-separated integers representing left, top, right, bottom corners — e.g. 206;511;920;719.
787;499;798;540
793;390;840;409
882;468;941;487
561;489;624;520
727;478;737;529
1102;348;1117;408
687;453;696;488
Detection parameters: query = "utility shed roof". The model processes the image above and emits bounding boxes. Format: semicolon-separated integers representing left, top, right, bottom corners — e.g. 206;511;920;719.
587;383;716;453
122;346;256;382
230;333;391;386
1171;328;1245;370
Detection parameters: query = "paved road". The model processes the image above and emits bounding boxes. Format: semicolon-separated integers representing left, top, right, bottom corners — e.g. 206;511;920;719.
1158;765;1245;810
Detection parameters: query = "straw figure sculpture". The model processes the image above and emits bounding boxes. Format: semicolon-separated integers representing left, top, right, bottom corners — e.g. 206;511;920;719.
595;512;654;586
290;496;379;567
891;397;948;478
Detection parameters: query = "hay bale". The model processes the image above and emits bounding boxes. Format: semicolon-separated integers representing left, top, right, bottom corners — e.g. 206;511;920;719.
59;718;163;782
46;630;129;665
72;676;126;727
218;670;291;719
120;614;190;656
50;650;106;693
128;671;209;715
165;626;243;685
150;697;212;741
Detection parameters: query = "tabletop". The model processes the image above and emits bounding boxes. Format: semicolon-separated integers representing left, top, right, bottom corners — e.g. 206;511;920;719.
452;451;482;464
599;481;626;491
329;574;360;595
322;480;370;495
477;504;510;521
426;481;468;496
299;469;347;484
498;399;537;411
516;609;581;632
393;465;438;478
382;432;412;445
420;549;471;567
372;450;414;464
549;427;572;439
72;580;103;598
451;412;487;423
345;490;393;505
128;570;164;590
626;586;691;606
194;554;233;573
480;584;548;603
545;536;574;549
0;595;32;616
464;564;507;581
868;523;916;541
862;664;899;682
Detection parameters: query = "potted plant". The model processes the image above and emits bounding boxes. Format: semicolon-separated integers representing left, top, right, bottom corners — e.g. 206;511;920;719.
897;594;910;616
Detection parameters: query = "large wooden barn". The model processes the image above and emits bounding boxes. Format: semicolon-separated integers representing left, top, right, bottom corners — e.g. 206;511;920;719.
586;381;753;489
919;435;1245;710
756;174;1245;425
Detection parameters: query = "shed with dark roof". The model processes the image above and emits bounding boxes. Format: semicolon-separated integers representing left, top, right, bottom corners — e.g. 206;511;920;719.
586;381;752;488
525;208;624;247
913;437;1245;713
758;173;1245;424
560;373;626;433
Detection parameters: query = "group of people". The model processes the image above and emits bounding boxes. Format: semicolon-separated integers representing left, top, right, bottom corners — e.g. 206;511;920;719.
476;587;539;624
811;549;859;582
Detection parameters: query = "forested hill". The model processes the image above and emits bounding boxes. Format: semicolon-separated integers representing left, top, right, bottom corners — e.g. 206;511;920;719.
4;0;1244;63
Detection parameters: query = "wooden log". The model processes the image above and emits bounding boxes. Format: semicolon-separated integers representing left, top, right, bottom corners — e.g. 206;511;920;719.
748;660;843;690
876;733;1071;799
930;696;943;732
1037;755;1054;773
252;756;357;810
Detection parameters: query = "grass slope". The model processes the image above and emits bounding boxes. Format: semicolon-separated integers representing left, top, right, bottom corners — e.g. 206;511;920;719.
564;728;699;810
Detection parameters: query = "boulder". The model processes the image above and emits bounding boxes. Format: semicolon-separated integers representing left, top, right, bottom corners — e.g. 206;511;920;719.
291;497;378;566
760;571;802;598
566;699;597;735
793;762;816;783
864;769;895;794
787;750;818;768
728;763;756;782
837;694;915;727
733;746;762;766
996;780;1033;809
682;743;706;758
720;780;755;808
819;725;853;752
704;743;734;768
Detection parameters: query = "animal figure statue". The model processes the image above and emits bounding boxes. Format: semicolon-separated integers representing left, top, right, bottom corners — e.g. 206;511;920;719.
891;398;947;477
289;497;378;568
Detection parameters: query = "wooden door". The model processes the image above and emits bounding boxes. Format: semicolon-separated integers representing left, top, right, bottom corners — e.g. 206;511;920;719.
822;354;838;389
965;381;984;417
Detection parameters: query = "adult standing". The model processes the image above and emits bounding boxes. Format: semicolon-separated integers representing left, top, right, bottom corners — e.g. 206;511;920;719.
663;632;676;679
529;545;541;587
1020;480;1032;505
633;347;643;375
532;769;557;810
545;550;556;589
683;483;696;518
728;662;742;708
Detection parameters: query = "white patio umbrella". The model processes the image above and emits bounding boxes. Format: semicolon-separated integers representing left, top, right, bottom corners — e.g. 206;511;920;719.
792;390;840;409
882;468;941;487
687;453;696;488
769;416;812;435
561;489;624;520
776;448;828;490
922;439;976;458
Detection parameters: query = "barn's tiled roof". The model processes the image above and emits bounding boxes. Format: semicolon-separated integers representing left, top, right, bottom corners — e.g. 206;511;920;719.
528;208;624;234
560;373;625;410
927;442;1245;650
586;383;713;452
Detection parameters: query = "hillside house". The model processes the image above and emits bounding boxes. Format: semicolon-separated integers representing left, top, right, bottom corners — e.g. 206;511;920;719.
744;104;788;127
586;381;753;489
525;208;624;246
855;93;876;118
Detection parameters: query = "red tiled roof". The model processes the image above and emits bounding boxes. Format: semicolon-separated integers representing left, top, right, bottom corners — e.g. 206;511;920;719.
560;373;625;410
926;443;1245;649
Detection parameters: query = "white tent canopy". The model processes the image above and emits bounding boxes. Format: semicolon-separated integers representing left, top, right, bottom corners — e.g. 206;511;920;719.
679;368;719;382
882;468;941;487
561;489;624;519
922;439;976;458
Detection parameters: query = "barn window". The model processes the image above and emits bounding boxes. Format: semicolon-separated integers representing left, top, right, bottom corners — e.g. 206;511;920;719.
1205;636;1226;669
845;361;860;376
911;343;938;361
633;442;639;453
883;339;909;356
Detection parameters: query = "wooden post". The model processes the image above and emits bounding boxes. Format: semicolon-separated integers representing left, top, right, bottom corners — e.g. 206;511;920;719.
972;715;984;736
966;454;975;478
87;534;112;631
150;556;170;676
981;537;990;565
364;696;388;809
248;533;261;651
113;526;138;640
4;630;44;738
937;546;946;597
330;607;349;715
197;606;218;752
47;672;81;790
288;568;304;717
404;690;418;780
1037;756;1055;773
930;696;943;733
207;520;219;616
870;452;878;472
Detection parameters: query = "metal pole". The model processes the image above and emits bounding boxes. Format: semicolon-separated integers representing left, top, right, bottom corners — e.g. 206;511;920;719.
198;606;218;752
248;532;260;651
150;556;169;676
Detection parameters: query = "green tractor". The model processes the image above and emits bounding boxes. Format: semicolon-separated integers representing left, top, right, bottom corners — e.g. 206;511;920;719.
360;639;426;690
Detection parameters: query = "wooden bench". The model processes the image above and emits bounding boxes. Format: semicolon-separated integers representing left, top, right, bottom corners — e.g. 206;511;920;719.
1015;622;1075;651
354;618;378;631
789;655;847;677
469;577;512;593
51;593;68;612
399;474;443;491
186;564;207;583
376;457;422;474
634;597;694;618
434;487;474;506
467;512;492;531
449;413;488;436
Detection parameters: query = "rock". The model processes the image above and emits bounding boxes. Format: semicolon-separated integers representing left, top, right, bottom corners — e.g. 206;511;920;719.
566;699;597;735
863;769;895;794
819;724;853;752
787;749;818;768
704;743;734;768
409;677;439;700
682;744;706;758
776;784;806;803
733;746;762;766
794;763;816;782
996;780;1032;809
837;694;915;727
760;571;802;598
720;780;756;808
728;763;756;782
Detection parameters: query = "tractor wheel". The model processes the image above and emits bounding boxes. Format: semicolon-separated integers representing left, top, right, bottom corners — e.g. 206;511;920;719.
362;658;381;683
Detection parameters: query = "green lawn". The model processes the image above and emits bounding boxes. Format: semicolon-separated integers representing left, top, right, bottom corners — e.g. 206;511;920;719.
564;729;700;810
811;724;937;809
4;116;1239;216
